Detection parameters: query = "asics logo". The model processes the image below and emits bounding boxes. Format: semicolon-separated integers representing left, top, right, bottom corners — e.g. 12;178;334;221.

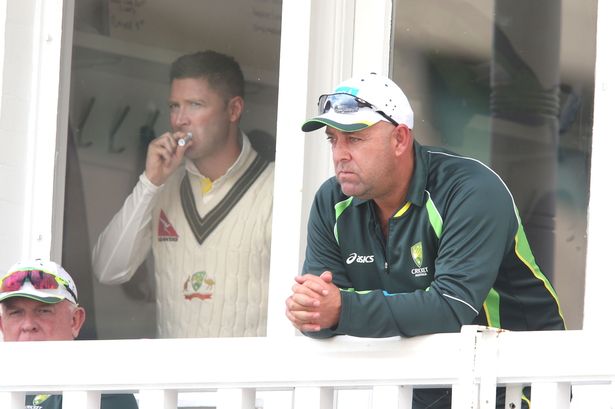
346;253;375;264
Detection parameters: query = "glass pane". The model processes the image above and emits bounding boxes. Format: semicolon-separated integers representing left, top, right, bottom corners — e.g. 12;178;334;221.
63;0;280;339
392;0;596;329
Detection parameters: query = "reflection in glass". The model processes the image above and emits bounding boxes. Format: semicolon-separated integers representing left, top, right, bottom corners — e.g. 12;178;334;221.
64;0;281;339
392;0;596;329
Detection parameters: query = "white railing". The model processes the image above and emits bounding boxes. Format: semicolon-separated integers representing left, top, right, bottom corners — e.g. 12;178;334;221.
0;326;613;409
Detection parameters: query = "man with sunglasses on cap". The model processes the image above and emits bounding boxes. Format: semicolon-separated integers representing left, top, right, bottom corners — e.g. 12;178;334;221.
0;259;137;409
285;73;565;409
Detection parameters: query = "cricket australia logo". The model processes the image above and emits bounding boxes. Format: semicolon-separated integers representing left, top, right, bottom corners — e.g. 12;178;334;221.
183;271;215;301
410;242;428;277
32;394;51;406
411;242;423;267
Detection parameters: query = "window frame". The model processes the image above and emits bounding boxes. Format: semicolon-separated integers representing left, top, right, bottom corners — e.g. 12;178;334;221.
15;0;614;335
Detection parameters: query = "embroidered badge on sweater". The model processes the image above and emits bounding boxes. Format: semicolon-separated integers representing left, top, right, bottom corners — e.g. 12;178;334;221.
158;210;179;241
183;271;215;300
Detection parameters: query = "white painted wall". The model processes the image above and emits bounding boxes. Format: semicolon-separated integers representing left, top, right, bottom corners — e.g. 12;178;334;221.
0;1;5;115
583;0;615;333
0;0;73;271
576;18;615;409
0;0;38;269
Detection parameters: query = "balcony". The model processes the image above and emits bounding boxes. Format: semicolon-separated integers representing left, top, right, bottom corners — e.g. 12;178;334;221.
0;326;612;409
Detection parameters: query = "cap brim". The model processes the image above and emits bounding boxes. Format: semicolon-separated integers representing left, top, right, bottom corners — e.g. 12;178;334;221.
0;290;65;304
301;110;384;132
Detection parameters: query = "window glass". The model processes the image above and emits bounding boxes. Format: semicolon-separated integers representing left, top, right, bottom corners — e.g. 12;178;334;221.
392;0;596;329
63;0;281;339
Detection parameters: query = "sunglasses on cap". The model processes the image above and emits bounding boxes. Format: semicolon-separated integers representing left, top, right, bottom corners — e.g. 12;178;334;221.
317;93;399;127
0;269;78;302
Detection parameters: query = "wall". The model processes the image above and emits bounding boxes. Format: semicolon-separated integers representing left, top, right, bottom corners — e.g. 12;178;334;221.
0;1;35;268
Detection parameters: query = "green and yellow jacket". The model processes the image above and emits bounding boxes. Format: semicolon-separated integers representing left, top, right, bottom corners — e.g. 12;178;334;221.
303;141;565;338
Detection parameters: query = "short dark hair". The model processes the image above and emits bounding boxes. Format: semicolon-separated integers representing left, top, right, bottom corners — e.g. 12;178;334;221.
170;50;245;99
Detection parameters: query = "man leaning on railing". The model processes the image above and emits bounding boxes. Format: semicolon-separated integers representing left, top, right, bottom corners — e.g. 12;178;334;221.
0;259;137;409
285;73;566;409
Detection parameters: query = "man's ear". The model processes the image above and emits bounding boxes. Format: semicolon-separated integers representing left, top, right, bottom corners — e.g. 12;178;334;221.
71;306;86;339
393;125;413;156
228;96;244;123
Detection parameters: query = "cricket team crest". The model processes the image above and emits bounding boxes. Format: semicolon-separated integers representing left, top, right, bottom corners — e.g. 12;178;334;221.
183;270;215;300
32;394;51;406
410;241;429;277
411;242;423;267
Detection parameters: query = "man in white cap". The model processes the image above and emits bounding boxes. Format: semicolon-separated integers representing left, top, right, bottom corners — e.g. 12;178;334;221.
285;73;565;408
0;259;137;409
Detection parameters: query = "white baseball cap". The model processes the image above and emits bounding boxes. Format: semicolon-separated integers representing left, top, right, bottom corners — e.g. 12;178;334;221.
0;259;78;305
302;72;414;132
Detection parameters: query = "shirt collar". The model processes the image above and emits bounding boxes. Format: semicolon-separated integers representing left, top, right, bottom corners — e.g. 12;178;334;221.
405;140;428;207
184;131;252;181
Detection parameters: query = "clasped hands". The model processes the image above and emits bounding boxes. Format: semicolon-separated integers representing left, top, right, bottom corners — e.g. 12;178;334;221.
285;271;341;332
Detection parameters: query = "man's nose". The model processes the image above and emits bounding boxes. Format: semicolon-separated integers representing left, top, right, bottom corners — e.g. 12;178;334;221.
332;140;351;163
20;313;39;333
172;107;190;129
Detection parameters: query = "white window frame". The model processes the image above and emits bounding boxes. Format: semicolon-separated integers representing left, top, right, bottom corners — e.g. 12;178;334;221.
8;0;615;336
582;0;615;332
0;0;72;266
267;0;394;336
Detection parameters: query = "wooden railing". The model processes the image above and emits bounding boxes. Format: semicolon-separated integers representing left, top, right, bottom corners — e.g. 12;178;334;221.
0;326;613;409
